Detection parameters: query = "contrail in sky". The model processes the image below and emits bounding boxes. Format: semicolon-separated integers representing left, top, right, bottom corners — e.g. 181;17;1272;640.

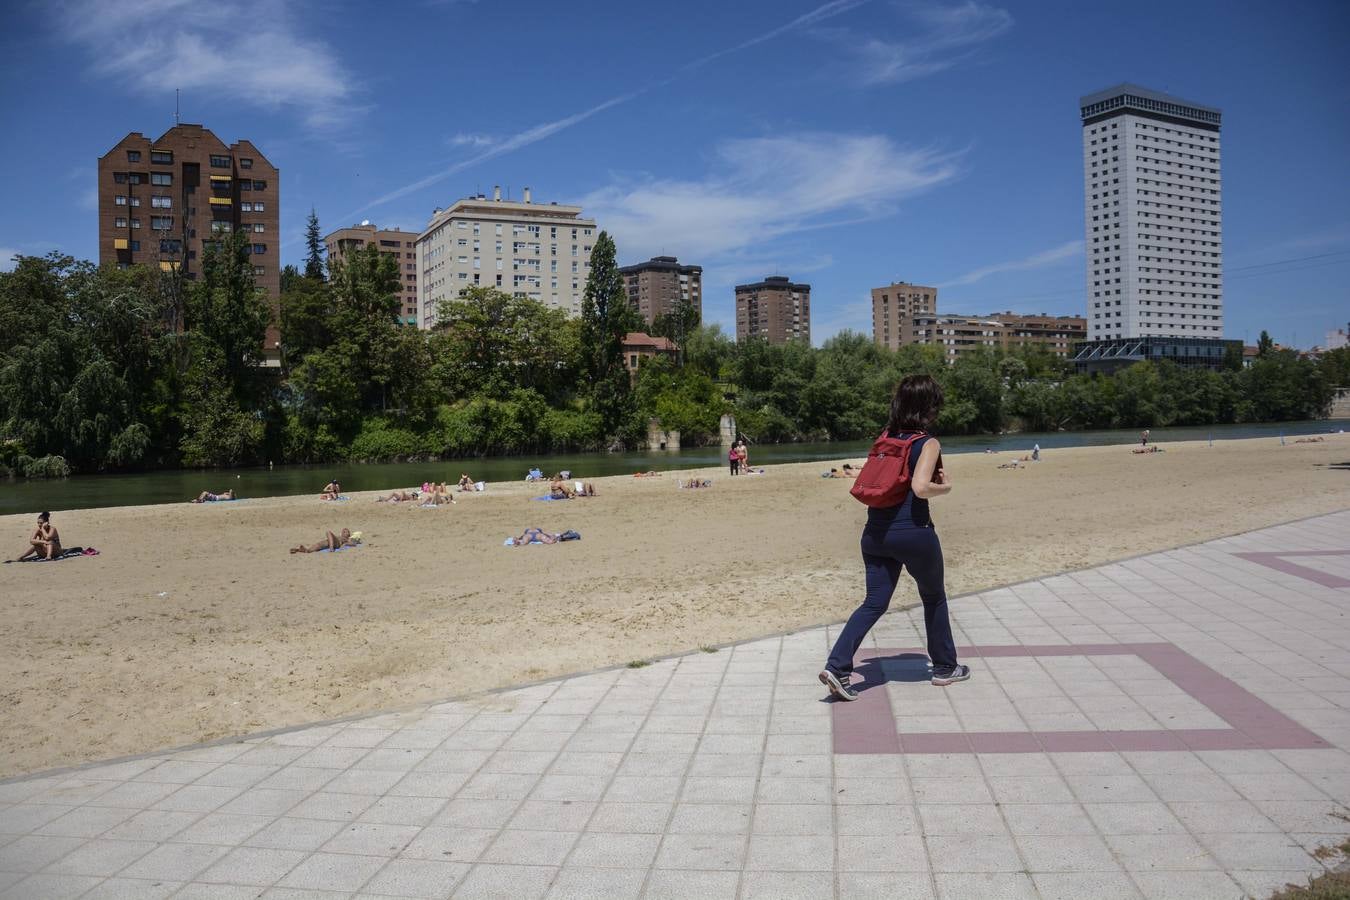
321;0;872;232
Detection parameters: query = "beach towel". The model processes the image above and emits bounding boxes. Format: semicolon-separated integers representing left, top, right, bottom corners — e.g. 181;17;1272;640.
6;547;99;563
532;495;568;501
475;482;486;492
318;543;361;553
323;495;350;502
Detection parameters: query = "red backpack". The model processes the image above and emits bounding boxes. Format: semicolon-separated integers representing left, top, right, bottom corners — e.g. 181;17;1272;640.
850;430;928;508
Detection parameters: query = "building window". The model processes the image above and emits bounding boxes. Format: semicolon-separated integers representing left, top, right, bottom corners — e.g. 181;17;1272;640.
253;266;265;276
128;173;143;184
130;218;141;229
252;243;266;254
113;172;127;184
114;217;127;227
151;172;172;186
252;180;266;190
150;216;172;230
240;202;252;212
209;155;230;167
160;239;182;253
129;240;140;251
114;195;127;206
150;150;172;164
151;195;171;208
238;181;251;192
252;223;264;233
239;158;253;169
252;201;264;212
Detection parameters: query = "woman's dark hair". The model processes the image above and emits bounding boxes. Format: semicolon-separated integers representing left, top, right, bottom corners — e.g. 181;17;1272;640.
887;375;944;434
38;511;50;521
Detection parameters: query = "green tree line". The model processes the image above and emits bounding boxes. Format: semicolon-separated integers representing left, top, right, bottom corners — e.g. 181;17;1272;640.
1;227;1345;477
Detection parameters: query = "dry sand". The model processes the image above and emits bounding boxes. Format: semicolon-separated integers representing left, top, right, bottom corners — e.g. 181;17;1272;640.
2;434;1348;777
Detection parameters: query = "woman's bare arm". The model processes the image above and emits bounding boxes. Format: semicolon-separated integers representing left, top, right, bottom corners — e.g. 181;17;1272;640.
911;439;952;499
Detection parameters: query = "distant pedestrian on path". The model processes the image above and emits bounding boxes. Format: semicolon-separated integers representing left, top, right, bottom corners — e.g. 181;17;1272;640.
820;375;969;701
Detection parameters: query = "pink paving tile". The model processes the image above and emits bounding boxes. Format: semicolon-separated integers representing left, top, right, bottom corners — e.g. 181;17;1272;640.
1232;551;1350;588
831;644;1330;755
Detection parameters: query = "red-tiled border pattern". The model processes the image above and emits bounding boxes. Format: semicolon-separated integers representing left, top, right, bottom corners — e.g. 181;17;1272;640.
833;643;1330;754
1233;550;1350;588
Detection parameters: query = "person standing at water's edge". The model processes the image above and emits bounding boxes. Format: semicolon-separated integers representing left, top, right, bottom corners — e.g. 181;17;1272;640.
820;375;970;701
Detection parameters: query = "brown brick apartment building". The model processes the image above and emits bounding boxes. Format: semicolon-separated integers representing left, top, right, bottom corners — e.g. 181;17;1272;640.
871;281;937;350
98;124;280;354
734;276;810;344
324;223;419;325
618;256;702;327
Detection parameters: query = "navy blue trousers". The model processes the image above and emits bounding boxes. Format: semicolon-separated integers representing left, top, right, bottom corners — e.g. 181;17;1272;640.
826;523;958;676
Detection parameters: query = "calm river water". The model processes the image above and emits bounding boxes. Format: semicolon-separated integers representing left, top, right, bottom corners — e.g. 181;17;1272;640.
2;419;1345;515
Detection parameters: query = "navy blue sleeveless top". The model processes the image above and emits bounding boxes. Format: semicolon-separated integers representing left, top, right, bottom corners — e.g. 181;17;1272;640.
864;432;933;530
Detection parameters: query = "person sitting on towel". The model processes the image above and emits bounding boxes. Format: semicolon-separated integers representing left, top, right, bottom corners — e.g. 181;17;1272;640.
290;528;359;554
319;479;341;500
550;476;576;499
14;511;62;561
457;473;476;492
192;489;236;503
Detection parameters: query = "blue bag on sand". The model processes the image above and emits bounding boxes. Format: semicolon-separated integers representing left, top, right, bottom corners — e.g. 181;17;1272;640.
559;530;581;541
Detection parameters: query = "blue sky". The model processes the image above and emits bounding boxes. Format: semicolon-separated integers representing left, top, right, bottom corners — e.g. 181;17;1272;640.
2;0;1347;348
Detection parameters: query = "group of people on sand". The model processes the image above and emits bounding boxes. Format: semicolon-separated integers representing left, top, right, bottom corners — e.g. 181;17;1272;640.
825;465;858;479
728;439;752;475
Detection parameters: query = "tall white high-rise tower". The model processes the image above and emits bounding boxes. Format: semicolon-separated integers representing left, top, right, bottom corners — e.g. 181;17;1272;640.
1080;84;1223;343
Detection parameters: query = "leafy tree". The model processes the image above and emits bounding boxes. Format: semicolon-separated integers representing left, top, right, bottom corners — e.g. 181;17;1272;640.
432;286;578;401
1257;330;1274;357
580;232;642;440
304;209;325;280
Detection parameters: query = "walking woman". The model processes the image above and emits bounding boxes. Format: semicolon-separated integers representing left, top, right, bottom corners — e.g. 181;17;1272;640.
819;375;969;700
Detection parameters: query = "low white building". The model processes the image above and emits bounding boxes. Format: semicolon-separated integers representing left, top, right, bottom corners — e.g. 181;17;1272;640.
416;186;596;328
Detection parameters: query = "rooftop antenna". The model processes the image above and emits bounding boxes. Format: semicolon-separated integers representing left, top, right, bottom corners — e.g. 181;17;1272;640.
175;88;180;125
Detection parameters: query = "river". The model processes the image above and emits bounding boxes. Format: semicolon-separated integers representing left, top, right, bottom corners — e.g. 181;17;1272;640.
2;419;1345;515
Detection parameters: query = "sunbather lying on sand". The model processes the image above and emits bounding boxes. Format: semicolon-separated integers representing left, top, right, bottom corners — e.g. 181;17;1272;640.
680;478;713;489
1131;446;1165;454
192;489;235;503
290;528;360;553
998;461;1023;470
1295;436;1325;444
510;527;560;545
825;466;857;479
375;490;419;503
633;471;663;477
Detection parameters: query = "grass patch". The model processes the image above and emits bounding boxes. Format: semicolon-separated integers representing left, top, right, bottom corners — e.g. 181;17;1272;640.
1267;840;1350;899
625;659;650;669
700;645;719;653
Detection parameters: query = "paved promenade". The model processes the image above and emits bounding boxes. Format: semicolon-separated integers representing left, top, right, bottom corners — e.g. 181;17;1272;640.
3;511;1349;899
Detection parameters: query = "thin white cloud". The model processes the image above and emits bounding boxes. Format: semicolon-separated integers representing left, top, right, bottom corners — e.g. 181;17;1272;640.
325;0;871;234
447;132;498;149
56;0;355;130
821;0;1013;85
584;133;961;263
938;240;1082;287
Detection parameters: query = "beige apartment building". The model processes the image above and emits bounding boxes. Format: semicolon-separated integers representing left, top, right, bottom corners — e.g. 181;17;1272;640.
619;256;702;327
734;276;811;344
417;186;596;329
911;312;1087;361
871;282;938;350
323;223;419;325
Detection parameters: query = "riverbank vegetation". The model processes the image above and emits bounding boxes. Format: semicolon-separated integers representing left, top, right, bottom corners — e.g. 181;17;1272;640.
1;227;1345;475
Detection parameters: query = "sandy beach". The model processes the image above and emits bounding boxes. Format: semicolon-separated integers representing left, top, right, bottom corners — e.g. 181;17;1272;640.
2;434;1347;778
